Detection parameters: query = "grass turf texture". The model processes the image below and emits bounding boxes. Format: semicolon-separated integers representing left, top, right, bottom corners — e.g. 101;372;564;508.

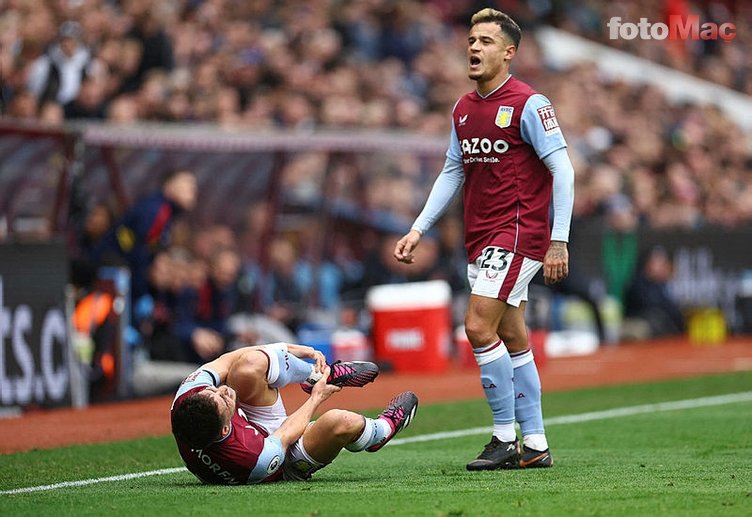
1;371;751;516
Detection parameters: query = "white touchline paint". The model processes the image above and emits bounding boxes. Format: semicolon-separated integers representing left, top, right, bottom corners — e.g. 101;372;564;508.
0;468;186;495
3;391;751;495
388;390;752;446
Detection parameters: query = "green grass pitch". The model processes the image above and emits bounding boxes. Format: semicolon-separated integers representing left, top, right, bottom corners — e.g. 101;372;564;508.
1;371;751;516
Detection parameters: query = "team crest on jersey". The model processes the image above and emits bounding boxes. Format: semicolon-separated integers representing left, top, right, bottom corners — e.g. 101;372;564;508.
536;104;561;135
495;106;514;128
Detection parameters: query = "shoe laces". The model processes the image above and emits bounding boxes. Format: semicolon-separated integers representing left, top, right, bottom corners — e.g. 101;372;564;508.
383;404;405;422
483;437;502;452
329;360;354;380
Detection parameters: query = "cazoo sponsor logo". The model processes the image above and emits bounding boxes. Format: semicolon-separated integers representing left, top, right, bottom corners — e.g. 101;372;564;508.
461;138;509;164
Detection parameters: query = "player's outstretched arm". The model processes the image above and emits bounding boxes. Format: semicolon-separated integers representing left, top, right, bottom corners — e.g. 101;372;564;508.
271;367;341;448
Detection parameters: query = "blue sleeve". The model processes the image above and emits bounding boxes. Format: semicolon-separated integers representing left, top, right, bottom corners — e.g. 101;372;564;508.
247;436;285;483
520;94;567;159
172;368;220;405
412;156;464;234
446;119;462;162
542;148;575;243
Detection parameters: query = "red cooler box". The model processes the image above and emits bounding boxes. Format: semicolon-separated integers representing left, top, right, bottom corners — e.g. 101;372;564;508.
366;280;452;373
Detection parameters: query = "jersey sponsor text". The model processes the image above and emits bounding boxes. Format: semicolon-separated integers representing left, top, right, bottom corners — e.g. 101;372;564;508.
460;137;509;155
536;105;560;135
194;448;241;484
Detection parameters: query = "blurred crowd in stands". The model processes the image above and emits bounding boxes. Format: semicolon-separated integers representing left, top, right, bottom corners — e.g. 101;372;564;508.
551;0;752;94
70;166;468;398
2;0;750;229
2;0;750;395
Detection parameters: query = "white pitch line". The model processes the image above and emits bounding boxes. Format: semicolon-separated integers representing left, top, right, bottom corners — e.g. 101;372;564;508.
0;468;186;495
389;390;752;446
2;391;751;495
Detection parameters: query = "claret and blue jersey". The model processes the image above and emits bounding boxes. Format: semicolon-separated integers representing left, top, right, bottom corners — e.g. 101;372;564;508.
447;75;568;263
171;369;286;485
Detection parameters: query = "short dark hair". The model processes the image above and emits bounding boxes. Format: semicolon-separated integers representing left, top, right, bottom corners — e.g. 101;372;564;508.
471;8;522;48
171;393;223;449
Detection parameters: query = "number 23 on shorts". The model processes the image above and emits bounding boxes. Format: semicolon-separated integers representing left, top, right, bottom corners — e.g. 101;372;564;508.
479;246;510;271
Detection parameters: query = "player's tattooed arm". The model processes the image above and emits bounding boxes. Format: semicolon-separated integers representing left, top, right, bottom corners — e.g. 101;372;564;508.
543;240;569;285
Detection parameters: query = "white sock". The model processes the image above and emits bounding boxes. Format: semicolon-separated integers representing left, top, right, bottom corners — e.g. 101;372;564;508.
493;423;517;443
345;417;391;452
523;433;548;451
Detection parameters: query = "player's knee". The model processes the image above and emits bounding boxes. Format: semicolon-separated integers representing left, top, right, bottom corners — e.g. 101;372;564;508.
235;350;269;379
320;409;364;439
464;315;496;347
499;327;528;352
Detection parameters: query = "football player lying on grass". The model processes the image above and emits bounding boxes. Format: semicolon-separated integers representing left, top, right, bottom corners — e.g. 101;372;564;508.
170;343;418;484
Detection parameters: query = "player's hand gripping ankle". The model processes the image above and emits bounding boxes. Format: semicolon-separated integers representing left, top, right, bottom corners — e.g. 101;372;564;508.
310;366;341;404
